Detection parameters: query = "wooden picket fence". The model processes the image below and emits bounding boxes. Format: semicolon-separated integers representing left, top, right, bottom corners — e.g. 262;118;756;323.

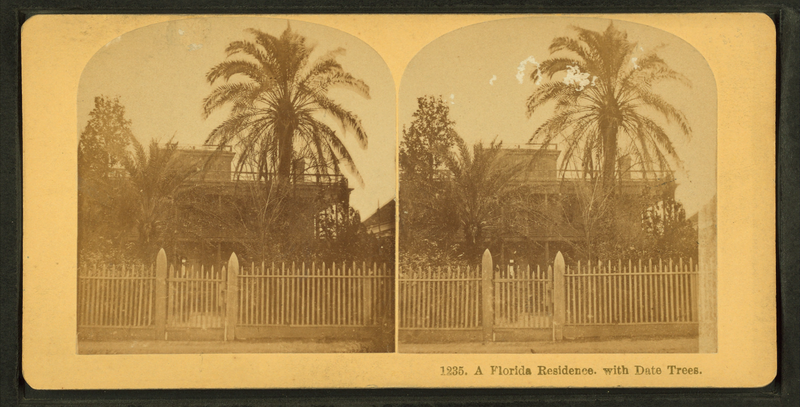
78;248;698;342
77;264;156;328
399;266;483;329
565;259;697;325
77;250;394;341
238;261;393;327
398;250;699;342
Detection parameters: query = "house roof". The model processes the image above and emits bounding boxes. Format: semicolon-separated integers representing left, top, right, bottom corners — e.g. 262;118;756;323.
362;199;395;229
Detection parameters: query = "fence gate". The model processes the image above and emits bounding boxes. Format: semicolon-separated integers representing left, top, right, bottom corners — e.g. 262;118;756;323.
493;264;553;330
166;263;227;331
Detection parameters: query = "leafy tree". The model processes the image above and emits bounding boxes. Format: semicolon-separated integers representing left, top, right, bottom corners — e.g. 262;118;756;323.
399;95;461;265
203;24;370;184
399;95;458;181
78;96;135;264
316;203;375;263
78;95;135;179
642;192;698;260
527;23;691;192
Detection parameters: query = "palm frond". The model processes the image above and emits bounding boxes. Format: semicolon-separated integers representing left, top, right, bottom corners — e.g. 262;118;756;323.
526;81;574;116
537;57;586;79
311;94;369;148
628;86;691;137
206;59;271;85
202;82;262;119
549;36;594;63
313;121;364;186
304;69;371;99
225;39;273;69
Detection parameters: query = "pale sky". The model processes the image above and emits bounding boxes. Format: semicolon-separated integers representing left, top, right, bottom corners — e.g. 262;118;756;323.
78;16;397;218
400;17;717;216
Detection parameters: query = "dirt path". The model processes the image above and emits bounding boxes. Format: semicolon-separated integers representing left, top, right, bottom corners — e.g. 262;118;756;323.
398;337;699;353
79;340;374;354
80;337;698;354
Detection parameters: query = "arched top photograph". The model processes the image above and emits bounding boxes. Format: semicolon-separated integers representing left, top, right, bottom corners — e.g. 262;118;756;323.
397;16;718;354
75;17;397;353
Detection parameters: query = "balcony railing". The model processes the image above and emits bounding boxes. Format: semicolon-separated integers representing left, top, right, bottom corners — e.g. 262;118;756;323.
511;168;675;181
177;144;234;152
226;171;346;185
503;143;559;150
107;169;347;186
426;167;674;183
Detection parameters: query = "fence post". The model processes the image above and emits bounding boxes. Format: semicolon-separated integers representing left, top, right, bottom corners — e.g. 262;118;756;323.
481;249;494;343
552;251;565;341
154;248;168;340
225;252;239;341
364;264;373;325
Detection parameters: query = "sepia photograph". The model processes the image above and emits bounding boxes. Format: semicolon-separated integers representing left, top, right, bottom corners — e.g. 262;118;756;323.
397;17;717;353
74;17;397;354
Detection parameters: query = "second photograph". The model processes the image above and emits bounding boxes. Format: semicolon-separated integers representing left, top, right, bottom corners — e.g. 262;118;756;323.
397;16;717;354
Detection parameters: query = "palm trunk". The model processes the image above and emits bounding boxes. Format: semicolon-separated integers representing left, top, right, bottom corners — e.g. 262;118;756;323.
600;117;619;195
598;105;621;258
474;225;483;261
463;222;484;262
277;125;294;184
464;226;476;261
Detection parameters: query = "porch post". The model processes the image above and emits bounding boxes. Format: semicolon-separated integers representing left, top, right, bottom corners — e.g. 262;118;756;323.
481;249;494;343
225;252;239;341
552;251;565;341
154;248;168;340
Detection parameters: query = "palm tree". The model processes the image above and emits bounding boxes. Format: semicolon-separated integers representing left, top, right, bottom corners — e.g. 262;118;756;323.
527;22;691;192
118;138;194;260
440;137;522;260
202;24;370;184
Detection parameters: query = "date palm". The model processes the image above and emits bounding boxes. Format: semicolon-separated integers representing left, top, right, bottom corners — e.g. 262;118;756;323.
118;138;194;260
527;23;691;192
203;24;370;184
440;137;522;261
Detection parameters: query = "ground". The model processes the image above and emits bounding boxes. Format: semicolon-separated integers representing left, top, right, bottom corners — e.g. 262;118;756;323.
398;337;699;353
79;339;381;354
78;337;698;354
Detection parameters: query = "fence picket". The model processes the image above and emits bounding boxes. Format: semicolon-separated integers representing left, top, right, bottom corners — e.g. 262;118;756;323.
253;262;259;325
106;265;113;326
147;265;153;325
100;264;107;326
626;259;632;323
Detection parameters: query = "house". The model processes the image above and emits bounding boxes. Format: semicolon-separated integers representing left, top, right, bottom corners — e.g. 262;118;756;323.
362;199;395;239
362;199;396;262
489;143;678;268
170;145;353;266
